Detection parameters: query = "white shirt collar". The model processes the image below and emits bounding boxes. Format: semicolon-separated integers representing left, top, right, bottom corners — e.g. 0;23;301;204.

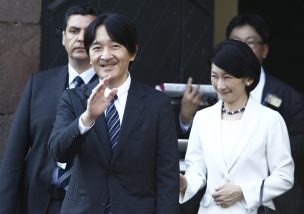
104;73;131;121
68;64;96;85
104;73;131;100
250;66;266;103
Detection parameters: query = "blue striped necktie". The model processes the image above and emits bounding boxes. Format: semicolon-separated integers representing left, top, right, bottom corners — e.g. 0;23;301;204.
105;95;120;152
73;76;84;88
104;96;120;214
57;76;84;190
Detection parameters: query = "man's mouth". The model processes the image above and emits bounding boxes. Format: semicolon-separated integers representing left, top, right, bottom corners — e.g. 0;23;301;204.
101;62;116;67
74;47;85;51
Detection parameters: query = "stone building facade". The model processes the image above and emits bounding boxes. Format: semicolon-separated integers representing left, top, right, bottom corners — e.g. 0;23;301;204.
0;0;41;160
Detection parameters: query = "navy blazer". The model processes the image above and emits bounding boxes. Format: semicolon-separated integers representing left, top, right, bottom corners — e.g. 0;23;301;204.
48;79;180;214
0;65;98;214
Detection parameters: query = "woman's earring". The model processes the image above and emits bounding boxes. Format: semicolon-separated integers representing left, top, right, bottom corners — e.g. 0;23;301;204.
246;82;250;86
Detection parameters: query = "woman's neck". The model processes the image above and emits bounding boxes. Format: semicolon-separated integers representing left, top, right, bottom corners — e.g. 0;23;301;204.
221;95;249;121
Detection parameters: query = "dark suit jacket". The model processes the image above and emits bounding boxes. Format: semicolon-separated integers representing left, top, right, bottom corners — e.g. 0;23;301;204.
0;65;97;214
48;79;180;214
262;73;304;214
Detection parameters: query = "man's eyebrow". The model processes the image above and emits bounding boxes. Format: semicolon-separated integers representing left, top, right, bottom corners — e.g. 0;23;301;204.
67;26;80;30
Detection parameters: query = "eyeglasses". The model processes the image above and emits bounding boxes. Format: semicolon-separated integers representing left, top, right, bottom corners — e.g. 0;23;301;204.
245;40;264;49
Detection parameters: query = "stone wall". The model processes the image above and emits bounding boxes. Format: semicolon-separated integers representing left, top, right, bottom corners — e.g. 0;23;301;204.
0;0;41;160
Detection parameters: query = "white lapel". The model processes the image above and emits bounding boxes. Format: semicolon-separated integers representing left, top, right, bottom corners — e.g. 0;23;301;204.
225;96;260;172
207;101;229;176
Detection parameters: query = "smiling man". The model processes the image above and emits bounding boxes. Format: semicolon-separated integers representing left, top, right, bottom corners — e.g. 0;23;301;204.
48;13;180;214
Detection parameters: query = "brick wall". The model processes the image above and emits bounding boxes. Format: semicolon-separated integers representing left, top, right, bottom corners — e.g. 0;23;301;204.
0;0;41;160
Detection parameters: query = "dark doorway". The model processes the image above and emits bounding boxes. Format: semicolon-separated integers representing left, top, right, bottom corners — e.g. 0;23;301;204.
40;0;214;87
239;0;304;94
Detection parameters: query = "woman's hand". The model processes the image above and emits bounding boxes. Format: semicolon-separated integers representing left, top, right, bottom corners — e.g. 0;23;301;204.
212;182;243;208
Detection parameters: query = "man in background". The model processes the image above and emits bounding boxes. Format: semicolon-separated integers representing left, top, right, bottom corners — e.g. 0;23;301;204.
179;13;304;214
226;13;304;214
0;4;99;214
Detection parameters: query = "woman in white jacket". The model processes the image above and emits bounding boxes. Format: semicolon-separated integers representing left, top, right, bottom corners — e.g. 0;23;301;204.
179;39;294;214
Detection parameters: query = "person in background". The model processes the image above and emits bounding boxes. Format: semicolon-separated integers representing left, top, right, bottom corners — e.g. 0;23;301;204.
0;4;99;214
177;77;203;139
48;13;179;214
179;13;304;213
226;13;304;214
179;39;294;213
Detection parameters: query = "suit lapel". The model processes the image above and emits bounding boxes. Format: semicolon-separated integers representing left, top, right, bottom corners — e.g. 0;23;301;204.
225;96;258;173
49;66;69;118
84;80;112;162
81;79;146;164
111;81;145;165
209;102;229;175
94;115;112;161
208;98;259;177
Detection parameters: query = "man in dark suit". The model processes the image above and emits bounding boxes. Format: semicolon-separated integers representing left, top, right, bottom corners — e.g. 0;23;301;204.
178;13;304;214
0;5;99;214
48;13;180;214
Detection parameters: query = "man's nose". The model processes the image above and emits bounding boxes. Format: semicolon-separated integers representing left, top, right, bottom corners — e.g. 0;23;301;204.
99;48;112;61
77;30;86;42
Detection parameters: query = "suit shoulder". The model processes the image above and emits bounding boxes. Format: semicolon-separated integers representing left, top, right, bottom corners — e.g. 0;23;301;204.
134;81;171;99
33;65;68;79
254;100;285;121
196;101;220;117
266;74;303;98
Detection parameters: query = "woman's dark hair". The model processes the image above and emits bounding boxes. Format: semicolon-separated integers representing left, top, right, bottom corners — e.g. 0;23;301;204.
84;13;138;56
210;39;261;94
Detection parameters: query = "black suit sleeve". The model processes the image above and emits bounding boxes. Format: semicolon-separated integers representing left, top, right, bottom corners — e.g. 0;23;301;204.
48;90;85;163
0;75;33;213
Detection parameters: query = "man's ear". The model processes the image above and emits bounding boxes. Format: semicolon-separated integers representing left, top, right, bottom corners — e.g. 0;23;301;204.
62;31;66;46
130;45;138;61
262;43;269;59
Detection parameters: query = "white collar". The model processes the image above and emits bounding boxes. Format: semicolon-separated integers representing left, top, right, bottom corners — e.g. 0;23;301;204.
68;64;96;85
250;67;265;103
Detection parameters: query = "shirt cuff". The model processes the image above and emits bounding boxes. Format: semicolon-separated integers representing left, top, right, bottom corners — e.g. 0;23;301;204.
79;113;95;134
179;114;192;133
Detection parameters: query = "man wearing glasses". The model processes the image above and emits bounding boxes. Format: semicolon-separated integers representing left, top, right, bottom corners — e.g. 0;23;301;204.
225;13;304;214
178;13;304;214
